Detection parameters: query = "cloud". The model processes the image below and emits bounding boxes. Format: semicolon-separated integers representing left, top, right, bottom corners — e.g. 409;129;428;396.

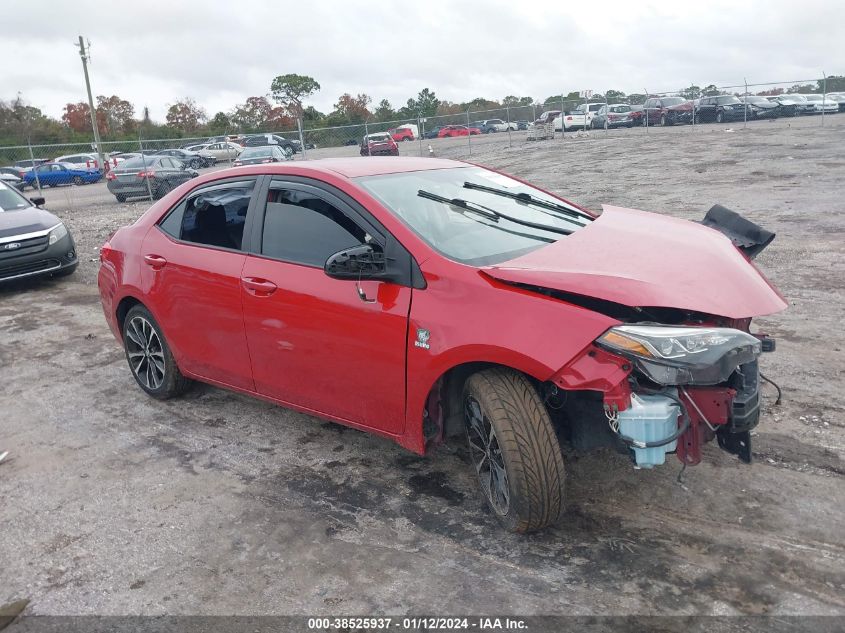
2;0;841;122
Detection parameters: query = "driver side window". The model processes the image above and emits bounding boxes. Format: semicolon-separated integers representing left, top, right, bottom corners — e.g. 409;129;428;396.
261;186;369;267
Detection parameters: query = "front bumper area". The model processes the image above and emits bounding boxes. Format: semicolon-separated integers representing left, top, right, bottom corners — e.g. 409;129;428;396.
0;229;78;283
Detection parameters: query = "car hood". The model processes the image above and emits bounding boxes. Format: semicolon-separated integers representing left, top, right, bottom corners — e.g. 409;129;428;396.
483;205;787;319
0;207;61;239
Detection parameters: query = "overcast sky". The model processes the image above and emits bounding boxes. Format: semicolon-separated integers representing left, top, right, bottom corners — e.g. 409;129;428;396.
3;0;842;121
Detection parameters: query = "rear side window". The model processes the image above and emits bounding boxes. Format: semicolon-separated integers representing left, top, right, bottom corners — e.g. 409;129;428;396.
260;187;368;267
159;180;255;251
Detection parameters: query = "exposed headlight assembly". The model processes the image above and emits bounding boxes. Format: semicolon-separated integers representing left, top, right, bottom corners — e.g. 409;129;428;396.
48;223;68;245
597;325;761;386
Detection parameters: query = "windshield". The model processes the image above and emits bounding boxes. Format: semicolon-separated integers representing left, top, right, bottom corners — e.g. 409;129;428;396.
367;134;390;142
662;97;685;106
745;97;765;104
357;166;588;266
610;105;632;112
119;157;162;170
241;147;274;158
802;95;822;101
716;96;741;105
0;182;31;212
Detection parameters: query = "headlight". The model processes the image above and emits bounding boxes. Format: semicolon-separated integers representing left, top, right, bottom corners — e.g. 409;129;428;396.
48;223;68;245
597;325;761;386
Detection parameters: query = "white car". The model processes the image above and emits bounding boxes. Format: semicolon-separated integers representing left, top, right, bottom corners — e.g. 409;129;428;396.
197;142;243;162
554;103;605;131
479;119;517;133
54;152;101;169
797;94;839;114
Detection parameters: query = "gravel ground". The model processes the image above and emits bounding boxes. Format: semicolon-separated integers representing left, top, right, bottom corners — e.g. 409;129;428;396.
1;115;843;617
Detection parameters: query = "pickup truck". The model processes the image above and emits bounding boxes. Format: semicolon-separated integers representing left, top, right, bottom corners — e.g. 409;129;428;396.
554;103;605;131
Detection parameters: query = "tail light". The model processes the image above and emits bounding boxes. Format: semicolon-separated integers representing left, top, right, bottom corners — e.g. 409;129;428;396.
106;171;117;180
137;170;155;178
566;116;573;121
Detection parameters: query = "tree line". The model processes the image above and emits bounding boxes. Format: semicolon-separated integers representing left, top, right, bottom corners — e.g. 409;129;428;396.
2;74;842;146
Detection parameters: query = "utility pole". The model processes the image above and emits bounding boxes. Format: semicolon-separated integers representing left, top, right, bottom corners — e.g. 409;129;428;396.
76;36;106;173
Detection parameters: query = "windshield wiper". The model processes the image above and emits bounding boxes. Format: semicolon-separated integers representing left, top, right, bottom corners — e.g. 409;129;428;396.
463;181;592;223
418;190;573;236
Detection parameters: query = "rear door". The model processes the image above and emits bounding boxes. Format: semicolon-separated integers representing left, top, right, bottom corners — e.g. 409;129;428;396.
239;178;412;434
140;177;260;391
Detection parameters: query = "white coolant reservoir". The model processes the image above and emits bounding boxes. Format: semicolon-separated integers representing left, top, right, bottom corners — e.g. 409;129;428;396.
616;392;680;468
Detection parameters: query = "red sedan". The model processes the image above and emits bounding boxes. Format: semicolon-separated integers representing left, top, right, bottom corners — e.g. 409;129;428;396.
99;157;785;532
436;125;481;137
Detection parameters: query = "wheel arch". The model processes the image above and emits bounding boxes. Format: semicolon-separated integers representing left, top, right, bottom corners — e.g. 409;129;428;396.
416;356;548;455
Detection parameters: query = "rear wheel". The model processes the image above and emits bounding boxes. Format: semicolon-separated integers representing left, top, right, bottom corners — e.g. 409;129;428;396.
716;111;724;124
123;305;191;399
463;368;566;533
155;181;172;199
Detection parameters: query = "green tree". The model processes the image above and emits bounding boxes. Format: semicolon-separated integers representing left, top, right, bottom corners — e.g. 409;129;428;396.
332;93;371;124
373;99;395;121
605;90;626;103
96;95;134;135
208;112;231;133
680;85;701;100
626;93;647;105
502;95;534;107
231;96;273;130
302;105;324;123
701;84;721;96
788;83;815;94
403;88;440;118
270;74;321;119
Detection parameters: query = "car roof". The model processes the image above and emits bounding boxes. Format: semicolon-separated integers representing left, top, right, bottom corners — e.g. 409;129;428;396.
206;157;467;181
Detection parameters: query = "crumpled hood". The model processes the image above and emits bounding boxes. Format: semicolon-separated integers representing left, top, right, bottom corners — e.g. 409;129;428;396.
483;205;787;319
0;207;61;240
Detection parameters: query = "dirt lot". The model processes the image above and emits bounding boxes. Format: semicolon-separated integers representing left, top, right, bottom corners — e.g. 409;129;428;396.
1;115;843;617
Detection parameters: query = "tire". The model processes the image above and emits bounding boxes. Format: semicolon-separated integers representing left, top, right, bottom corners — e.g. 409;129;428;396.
716;111;724;124
72;175;84;186
463;368;566;533
189;159;201;169
115;194;127;203
123;304;191;400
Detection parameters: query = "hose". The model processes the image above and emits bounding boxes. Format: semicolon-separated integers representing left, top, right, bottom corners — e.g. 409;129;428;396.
760;372;782;406
608;390;691;449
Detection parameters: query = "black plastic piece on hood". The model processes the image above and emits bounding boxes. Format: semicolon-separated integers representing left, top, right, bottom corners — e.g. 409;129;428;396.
701;204;775;259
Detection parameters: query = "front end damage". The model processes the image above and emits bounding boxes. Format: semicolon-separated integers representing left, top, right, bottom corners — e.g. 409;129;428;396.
550;324;772;468
539;205;783;469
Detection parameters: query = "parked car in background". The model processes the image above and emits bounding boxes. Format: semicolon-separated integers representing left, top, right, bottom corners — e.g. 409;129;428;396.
664;100;696;125
424;126;446;139
516;120;530;130
0;166;27;182
629;105;645;126
106;155;198;202
797;94;839;114
0;171;23;190
388;124;419;142
154;148;215;169
360;133;399;156
695;95;748;124
53;152;103;170
198;142;243;162
556;103;605;131
768;95;813;116
642;97;687;125
98;157;785;533
23;162;102;188
591;104;634;128
243;134;298;154
478;119;516;133
0;183;78;283
826;93;845;112
741;96;780;119
437;125;481;137
233;145;292;166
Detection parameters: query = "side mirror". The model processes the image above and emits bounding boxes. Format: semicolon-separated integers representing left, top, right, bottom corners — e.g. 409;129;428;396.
30;196;46;207
325;244;385;280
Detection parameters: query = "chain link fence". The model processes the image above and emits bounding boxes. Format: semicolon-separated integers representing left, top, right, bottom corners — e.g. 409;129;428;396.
2;76;841;203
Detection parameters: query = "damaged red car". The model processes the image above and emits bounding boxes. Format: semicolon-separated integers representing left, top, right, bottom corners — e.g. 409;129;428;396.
98;157;785;533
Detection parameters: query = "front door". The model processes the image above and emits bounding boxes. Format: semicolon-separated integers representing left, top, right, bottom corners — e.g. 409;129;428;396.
240;180;411;434
140;178;260;391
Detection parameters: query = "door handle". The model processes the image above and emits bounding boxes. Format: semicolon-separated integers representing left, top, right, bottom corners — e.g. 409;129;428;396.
241;277;277;297
143;254;167;269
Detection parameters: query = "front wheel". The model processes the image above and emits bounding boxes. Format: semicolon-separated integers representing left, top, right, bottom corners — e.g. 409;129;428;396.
716;111;724;124
72;175;84;186
189;159;201;169
463;368;566;533
123;305;191;399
